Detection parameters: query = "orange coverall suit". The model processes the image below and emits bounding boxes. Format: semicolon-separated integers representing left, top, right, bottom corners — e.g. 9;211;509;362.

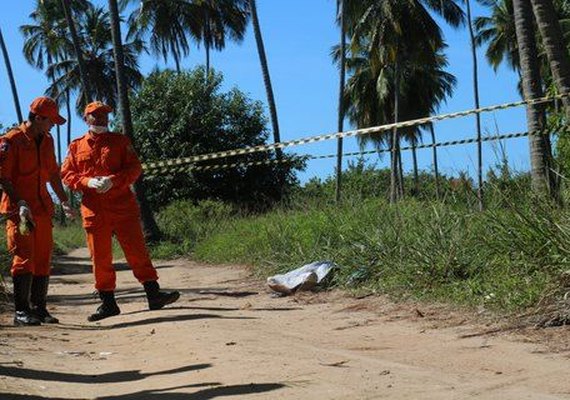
61;132;158;291
0;124;58;277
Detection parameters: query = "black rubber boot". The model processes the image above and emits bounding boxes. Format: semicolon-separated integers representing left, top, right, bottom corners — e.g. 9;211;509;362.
88;291;121;322
13;274;41;326
31;276;59;324
143;281;180;310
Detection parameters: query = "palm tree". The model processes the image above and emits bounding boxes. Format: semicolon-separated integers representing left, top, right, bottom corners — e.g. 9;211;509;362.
513;0;553;195
48;6;144;113
60;0;92;102
126;0;248;73
530;0;570;118
0;27;23;123
466;0;484;211
475;0;570;91
124;0;200;72
475;0;519;72
338;43;456;197
343;0;464;202
21;0;90;161
196;0;249;74
108;0;161;240
335;0;347;203
250;0;282;161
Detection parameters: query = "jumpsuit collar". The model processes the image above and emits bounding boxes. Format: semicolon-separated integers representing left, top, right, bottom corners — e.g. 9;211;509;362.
19;123;46;145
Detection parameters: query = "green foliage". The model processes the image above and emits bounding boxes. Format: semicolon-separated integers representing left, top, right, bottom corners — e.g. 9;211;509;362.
148;161;567;313
288;158;532;210
131;67;303;211
52;220;86;254
190;197;565;311
153;199;235;257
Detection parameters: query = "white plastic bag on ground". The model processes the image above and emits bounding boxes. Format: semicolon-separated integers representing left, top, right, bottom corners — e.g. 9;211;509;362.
267;261;335;295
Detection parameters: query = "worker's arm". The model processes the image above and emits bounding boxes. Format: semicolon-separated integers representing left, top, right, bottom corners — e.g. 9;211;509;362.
47;138;68;203
61;143;92;192
0;138;22;204
108;136;142;190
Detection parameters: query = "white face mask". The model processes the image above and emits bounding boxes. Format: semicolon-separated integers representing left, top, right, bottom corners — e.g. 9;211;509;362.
89;125;108;134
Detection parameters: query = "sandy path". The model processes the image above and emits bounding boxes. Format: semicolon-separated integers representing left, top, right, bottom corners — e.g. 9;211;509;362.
0;248;569;399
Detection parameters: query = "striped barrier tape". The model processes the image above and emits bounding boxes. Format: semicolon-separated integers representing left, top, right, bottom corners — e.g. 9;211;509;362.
141;92;569;172
143;130;537;178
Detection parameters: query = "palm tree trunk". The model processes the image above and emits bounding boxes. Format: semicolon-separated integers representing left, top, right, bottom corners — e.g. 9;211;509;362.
0;27;23;123
108;0;161;241
206;43;210;75
430;124;440;200
411;141;419;197
513;0;552;195
390;62;401;204
66;89;72;147
60;0;92;103
335;0;346;203
205;8;211;75
530;0;570;118
65;89;75;209
398;142;404;198
250;0;282;159
173;51;181;73
466;0;484;211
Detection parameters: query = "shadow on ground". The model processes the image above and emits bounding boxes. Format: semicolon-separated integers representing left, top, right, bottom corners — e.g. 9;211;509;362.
51;261;175;276
0;382;286;400
0;363;211;384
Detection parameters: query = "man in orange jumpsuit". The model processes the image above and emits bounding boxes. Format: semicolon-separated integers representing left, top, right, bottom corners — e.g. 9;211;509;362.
0;97;72;326
61;101;179;322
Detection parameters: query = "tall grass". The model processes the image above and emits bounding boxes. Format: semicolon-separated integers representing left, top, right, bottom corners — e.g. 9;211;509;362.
150;164;569;313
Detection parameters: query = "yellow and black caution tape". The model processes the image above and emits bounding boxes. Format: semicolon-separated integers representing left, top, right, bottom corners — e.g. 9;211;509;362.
141;93;569;172
144;131;534;178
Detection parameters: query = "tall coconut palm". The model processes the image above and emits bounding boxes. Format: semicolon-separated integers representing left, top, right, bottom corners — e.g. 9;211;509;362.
513;0;553;195
60;0;92;102
250;0;281;161
530;0;570;118
48;6;144;113
124;0;248;73
345;0;464;202
475;0;570;91
21;0;90;161
124;0;201;72
195;0;249;74
108;0;161;240
0;27;23;123
475;0;519;72
337;43;456;197
465;0;484;211
335;0;347;203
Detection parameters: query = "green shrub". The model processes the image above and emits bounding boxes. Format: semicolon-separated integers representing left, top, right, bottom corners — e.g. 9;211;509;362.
154;199;235;257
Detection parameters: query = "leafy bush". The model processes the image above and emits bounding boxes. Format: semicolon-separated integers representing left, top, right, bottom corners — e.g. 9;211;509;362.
131;67;304;211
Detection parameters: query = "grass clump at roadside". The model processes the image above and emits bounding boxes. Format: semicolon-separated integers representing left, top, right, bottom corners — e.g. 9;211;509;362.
52;220;87;254
148;163;570;315
189;197;567;312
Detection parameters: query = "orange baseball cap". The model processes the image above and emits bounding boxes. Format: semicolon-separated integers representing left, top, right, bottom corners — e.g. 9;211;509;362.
84;101;113;116
30;97;66;125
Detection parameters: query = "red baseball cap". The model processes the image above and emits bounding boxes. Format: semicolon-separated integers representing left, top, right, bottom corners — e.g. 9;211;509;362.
30;97;66;125
84;101;113;116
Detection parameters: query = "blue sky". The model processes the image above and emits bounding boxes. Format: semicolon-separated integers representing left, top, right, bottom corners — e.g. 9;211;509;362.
0;0;530;183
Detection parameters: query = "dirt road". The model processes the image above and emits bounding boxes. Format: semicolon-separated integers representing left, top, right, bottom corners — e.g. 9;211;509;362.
0;248;569;399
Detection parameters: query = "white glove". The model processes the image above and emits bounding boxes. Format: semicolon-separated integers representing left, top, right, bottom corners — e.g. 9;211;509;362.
62;201;76;219
96;177;113;194
18;200;33;221
87;178;104;190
